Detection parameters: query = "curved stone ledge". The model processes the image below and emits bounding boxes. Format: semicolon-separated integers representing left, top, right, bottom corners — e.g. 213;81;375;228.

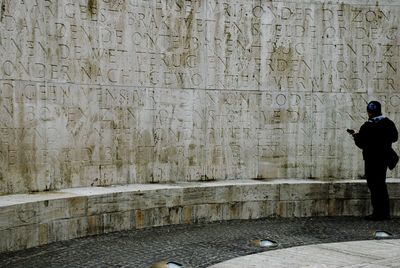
1;179;400;253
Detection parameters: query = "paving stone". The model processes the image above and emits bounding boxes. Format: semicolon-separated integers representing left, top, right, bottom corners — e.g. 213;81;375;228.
0;216;399;268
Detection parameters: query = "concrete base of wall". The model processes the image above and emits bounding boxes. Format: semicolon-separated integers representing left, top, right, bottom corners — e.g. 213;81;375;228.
1;179;400;253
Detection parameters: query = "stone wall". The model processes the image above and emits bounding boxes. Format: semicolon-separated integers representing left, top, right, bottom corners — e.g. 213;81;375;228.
0;0;399;194
1;179;400;252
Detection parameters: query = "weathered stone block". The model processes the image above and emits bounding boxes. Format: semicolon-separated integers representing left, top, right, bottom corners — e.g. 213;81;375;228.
182;187;217;205
135;207;173;229
88;193;135;215
240;201;267;220
329;182;370;199
0;224;39;252
388;182;400;198
241;183;280;202
38;197;87;223
48;217;89;243
88;211;134;235
131;189;183;210
280;183;331;201
341;200;371;217
0;203;39;230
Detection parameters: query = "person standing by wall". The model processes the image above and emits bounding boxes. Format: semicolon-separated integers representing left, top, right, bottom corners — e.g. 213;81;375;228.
349;101;398;221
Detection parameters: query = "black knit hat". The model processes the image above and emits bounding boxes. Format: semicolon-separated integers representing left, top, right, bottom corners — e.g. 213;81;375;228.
367;101;382;116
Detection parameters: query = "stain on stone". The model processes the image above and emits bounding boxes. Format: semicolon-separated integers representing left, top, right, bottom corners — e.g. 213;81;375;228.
183;9;194;51
200;174;208;181
188;156;195;166
60;163;73;188
135;210;145;228
83;59;99;78
91;177;99;186
176;0;184;9
0;0;5;22
88;0;97;16
230;202;240;217
44;184;54;191
115;159;123;169
182;206;191;224
147;173;157;184
200;175;215;182
88;215;102;235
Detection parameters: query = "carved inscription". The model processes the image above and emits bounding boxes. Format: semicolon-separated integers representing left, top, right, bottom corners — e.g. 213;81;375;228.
0;0;399;193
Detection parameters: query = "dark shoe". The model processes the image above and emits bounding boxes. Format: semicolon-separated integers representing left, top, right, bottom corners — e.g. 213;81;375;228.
365;214;391;221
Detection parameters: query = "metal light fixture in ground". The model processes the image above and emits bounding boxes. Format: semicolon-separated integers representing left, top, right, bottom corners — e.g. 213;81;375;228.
150;260;183;268
250;239;278;248
374;230;393;238
166;262;183;268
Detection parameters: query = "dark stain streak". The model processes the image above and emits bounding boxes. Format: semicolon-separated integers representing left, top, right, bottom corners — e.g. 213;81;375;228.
0;0;6;22
88;0;97;16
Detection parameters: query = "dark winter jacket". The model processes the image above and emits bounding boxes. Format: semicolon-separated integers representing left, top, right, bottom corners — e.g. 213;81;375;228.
354;116;398;162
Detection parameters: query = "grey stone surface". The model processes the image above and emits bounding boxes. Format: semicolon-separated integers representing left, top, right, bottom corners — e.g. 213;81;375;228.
0;0;400;194
0;216;399;268
210;239;400;268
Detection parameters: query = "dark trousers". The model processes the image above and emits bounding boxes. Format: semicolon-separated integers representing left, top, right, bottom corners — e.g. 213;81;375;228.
365;160;390;217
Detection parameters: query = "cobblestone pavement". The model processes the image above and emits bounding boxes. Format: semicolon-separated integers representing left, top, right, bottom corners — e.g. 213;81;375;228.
1;217;399;268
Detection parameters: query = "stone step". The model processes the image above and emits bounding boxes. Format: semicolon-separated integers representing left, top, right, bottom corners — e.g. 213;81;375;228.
1;179;400;253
